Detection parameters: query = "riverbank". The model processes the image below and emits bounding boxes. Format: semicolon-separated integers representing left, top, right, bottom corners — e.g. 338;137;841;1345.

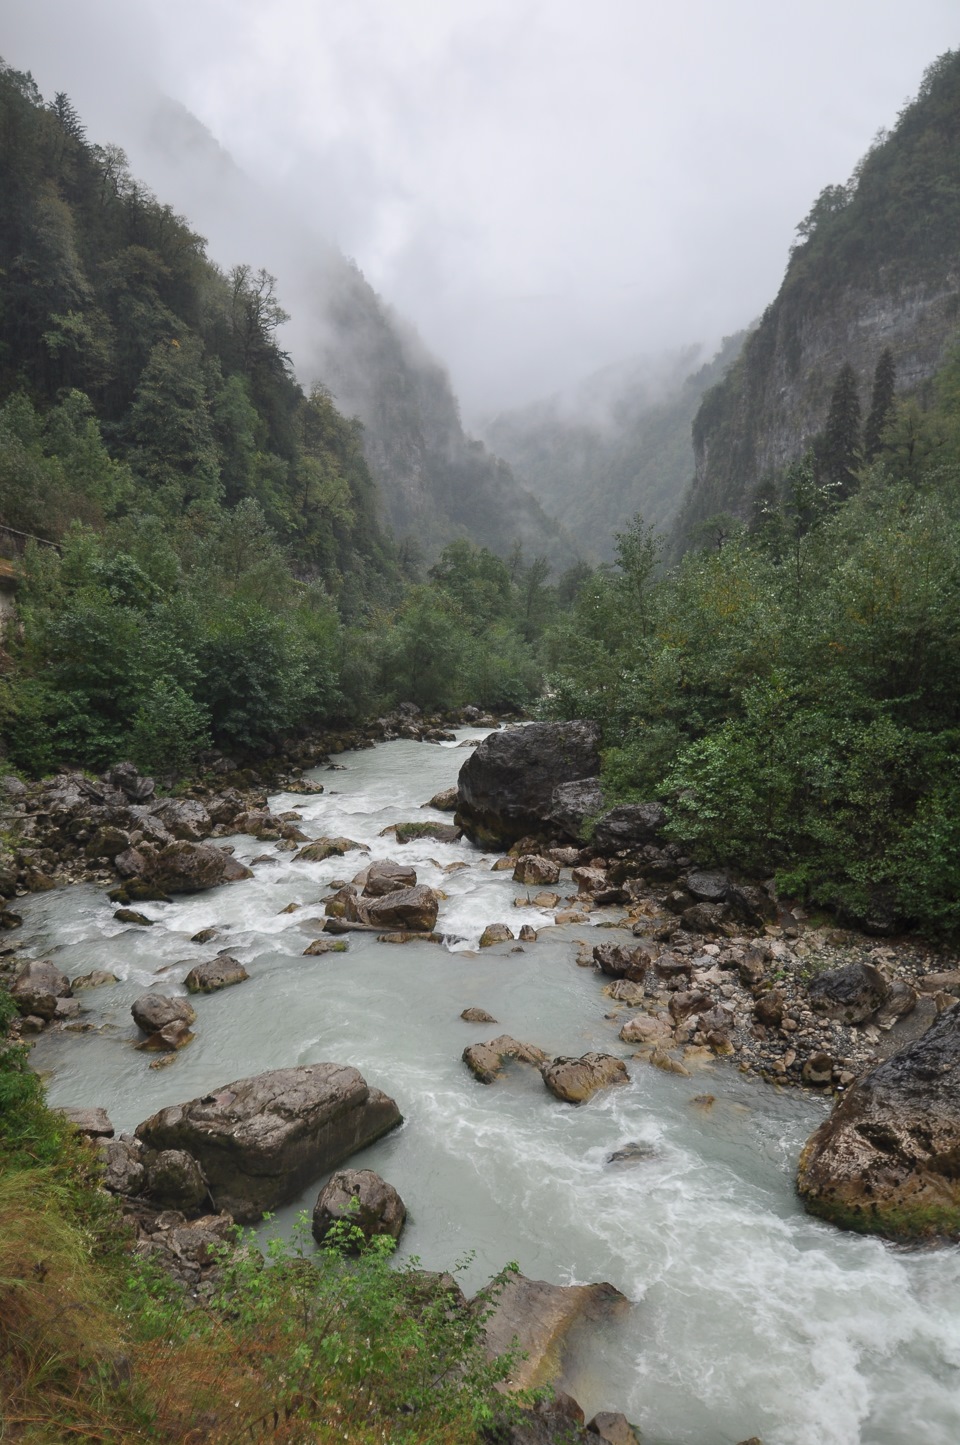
4;724;960;1443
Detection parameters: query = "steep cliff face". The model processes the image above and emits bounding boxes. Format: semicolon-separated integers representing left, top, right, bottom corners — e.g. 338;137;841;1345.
675;50;960;543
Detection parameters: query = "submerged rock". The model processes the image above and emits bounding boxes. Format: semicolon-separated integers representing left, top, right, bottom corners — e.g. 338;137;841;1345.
135;1064;402;1223
797;1002;960;1239
312;1168;406;1247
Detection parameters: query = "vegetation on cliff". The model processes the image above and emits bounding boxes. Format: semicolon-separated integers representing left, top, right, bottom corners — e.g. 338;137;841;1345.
543;344;960;936
675;49;960;544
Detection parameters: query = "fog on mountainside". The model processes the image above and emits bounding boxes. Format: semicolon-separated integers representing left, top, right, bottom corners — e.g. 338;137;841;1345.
481;336;747;560
92;93;572;567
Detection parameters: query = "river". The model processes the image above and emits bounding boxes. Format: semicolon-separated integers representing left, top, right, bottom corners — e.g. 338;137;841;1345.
21;729;960;1445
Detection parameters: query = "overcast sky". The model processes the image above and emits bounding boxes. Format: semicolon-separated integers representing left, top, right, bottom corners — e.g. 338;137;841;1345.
4;1;958;414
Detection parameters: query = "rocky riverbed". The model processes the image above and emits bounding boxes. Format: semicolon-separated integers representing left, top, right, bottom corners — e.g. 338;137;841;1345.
4;719;960;1444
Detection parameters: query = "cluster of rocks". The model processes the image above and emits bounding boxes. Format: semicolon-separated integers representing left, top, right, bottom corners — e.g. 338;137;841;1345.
462;1034;629;1104
321;858;442;937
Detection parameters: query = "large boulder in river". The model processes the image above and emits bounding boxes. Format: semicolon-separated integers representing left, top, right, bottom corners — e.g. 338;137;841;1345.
131;993;197;1034
10;960;71;1019
361;859;418;897
541;1054;629;1104
456;720;601;848
479;1272;627;1391
134;841;253;894
364;885;439;932
135;1064;402;1224
797;1002;960;1239
312;1168;406;1247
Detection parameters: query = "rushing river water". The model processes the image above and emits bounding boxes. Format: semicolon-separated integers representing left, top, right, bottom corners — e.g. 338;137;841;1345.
21;729;960;1445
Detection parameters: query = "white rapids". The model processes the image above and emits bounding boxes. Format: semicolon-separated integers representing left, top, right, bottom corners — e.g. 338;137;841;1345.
21;729;960;1445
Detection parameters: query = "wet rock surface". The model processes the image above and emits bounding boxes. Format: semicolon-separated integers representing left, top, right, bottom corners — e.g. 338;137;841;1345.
311;1167;406;1246
463;1034;549;1083
457;720;601;848
134;1064;403;1223
541;1054;629;1104
479;1272;628;1391
797;1001;960;1239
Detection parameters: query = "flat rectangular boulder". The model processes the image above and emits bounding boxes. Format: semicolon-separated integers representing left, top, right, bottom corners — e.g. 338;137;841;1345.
135;1064;402;1223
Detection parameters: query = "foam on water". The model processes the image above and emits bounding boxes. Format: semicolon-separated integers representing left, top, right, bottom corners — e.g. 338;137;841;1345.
19;730;960;1445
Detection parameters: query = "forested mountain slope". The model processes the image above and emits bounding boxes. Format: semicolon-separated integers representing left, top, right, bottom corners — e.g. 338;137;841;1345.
0;60;556;774
481;335;745;559
674;49;960;544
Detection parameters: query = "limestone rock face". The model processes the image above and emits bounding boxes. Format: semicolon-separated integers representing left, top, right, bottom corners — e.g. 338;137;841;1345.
541;1054;629;1104
457;720;601;848
463;1035;548;1084
479;1272;627;1391
807;961;890;1024
311;1168;406;1247
135;1065;402;1223
131;993;197;1034
796;1002;960;1239
11;960;71;1019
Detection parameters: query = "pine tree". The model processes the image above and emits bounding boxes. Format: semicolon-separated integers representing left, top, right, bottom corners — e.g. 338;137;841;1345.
820;362;862;498
864;348;897;460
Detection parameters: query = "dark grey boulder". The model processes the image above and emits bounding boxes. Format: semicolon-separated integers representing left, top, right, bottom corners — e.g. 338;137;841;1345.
685;869;730;903
312;1168;406;1247
807;961;890;1024
457;720;601;848
592;803;666;854
135;1064;402;1223
143;1148;210;1214
132;993;197;1034
547;779;605;842
150;797;212;842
